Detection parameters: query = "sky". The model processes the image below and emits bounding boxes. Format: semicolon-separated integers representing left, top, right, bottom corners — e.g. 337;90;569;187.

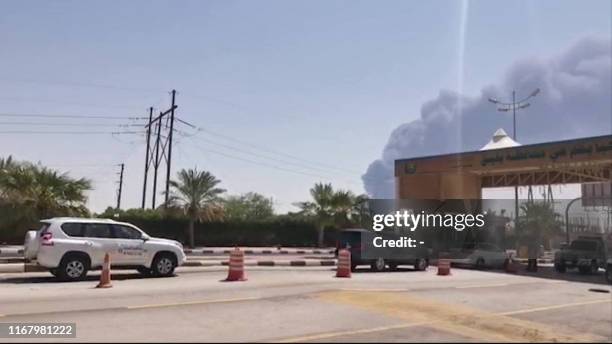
0;0;610;213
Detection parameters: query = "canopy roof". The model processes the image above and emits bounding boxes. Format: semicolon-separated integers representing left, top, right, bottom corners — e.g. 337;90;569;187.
480;128;521;151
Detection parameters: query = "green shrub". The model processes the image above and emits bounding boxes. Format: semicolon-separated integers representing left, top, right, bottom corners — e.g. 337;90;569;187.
102;213;339;247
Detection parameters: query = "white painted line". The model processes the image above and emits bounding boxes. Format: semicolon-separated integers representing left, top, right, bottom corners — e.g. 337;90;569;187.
275;261;291;267
338;288;409;292
125;296;262;310
455;283;509;289
498;299;612;316
454;280;566;289
273;322;427;343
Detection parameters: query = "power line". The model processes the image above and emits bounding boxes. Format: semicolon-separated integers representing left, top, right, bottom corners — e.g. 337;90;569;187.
0;130;144;135
0;113;146;120
187;139;333;180
0;121;145;127
191;135;343;178
192;126;364;175
184;134;382;186
0;95;147;111
186;127;381;184
0;77;163;94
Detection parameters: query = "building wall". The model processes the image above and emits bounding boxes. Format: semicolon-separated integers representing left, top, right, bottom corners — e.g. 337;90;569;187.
396;173;481;199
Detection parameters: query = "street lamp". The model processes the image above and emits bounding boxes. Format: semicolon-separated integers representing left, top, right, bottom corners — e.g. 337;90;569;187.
488;88;540;140
488;88;540;248
565;197;581;244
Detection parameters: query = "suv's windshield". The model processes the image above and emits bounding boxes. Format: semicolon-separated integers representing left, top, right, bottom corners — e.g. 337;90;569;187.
569;240;598;251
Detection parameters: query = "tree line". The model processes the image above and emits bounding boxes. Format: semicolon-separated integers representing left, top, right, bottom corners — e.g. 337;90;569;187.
0;156;369;246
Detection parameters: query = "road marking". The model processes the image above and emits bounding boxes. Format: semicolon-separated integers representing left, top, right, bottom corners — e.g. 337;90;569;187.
273;322;427;343
455;280;568;289
455;283;508;289
125;296;262;310
316;290;601;342
338;288;409;292
498;299;612;316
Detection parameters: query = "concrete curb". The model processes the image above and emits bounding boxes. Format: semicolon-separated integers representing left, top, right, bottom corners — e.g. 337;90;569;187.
183;260;336;267
0;260;337;273
0;258;26;264
183;248;335;255
0;263;49;273
514;258;554;264
0;248;24;257
0;263;25;273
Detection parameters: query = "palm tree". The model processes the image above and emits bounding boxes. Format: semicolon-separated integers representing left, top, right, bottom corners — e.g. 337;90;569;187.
0;161;91;217
517;201;561;250
167;168;225;247
297;183;366;247
0;158;91;234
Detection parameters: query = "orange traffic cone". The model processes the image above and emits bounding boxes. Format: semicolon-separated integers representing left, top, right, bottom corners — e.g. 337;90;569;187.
335;249;351;278
96;253;112;288
437;258;451;276
224;247;247;282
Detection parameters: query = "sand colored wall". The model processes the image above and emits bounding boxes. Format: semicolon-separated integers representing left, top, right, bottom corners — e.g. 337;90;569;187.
396;173;481;199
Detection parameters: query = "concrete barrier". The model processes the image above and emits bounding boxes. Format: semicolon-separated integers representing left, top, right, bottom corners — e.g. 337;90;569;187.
184;259;336;267
181;247;335;256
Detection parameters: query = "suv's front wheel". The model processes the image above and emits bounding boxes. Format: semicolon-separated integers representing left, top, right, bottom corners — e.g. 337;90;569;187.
152;253;177;277
415;258;428;271
58;254;89;281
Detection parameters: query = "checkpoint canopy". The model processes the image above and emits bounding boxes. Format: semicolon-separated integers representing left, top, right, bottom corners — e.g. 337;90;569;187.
395;132;612;200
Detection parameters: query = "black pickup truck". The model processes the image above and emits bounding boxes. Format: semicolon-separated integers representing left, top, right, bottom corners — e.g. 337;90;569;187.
554;236;611;274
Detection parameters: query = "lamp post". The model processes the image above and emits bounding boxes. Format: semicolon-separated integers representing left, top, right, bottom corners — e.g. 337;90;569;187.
488;88;540;141
565;197;581;244
488;88;540;247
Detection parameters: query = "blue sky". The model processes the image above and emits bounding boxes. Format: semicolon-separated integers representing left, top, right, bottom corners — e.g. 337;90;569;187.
1;0;610;212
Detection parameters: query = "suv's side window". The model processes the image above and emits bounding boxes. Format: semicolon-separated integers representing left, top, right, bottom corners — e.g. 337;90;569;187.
112;225;142;240
60;223;84;237
83;223;113;239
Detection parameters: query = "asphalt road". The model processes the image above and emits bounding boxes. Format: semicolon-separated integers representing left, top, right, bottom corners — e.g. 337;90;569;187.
0;266;610;342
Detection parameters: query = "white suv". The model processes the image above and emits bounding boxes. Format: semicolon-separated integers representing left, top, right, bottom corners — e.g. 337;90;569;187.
24;217;186;281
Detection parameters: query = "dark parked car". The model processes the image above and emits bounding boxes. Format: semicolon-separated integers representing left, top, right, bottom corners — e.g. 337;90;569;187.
335;228;430;272
554;236;611;274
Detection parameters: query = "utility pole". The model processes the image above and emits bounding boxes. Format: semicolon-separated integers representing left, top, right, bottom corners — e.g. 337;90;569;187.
140;90;179;209
116;163;125;210
164;90;176;205
152;114;162;209
488;88;540;247
141;107;153;209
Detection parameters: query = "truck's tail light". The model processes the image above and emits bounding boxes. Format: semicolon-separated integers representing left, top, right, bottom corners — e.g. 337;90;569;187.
41;232;54;246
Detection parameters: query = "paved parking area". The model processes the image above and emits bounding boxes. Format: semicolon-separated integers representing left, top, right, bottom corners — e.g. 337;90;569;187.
1;266;610;342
